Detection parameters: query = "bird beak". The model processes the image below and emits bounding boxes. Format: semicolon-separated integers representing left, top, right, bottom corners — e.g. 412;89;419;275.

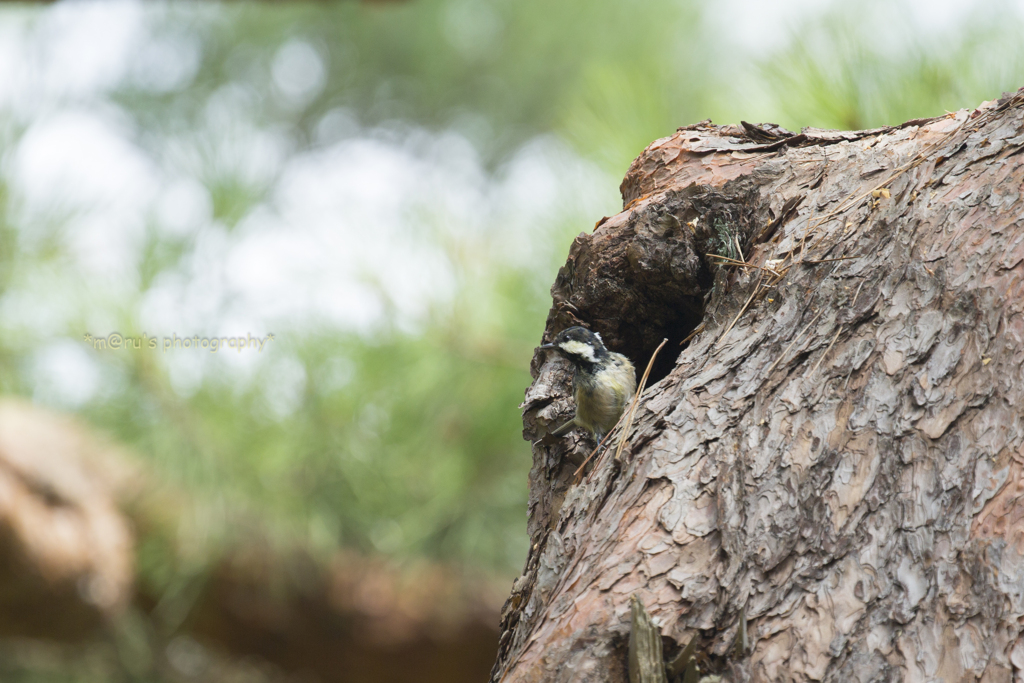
539;342;556;350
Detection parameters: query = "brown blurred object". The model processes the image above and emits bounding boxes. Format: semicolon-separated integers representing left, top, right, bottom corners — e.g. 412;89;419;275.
187;547;503;683
0;399;503;681
0;399;135;640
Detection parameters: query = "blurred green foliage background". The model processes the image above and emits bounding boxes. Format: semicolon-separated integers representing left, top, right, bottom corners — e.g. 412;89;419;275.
0;0;1022;678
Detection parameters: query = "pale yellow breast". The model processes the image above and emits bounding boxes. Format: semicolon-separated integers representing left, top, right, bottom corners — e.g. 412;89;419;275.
573;353;636;435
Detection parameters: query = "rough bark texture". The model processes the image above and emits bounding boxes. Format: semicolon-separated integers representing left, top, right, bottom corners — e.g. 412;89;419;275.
496;89;1024;682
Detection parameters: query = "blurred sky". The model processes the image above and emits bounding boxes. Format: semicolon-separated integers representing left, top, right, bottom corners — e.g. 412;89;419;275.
711;0;996;53
3;0;1023;410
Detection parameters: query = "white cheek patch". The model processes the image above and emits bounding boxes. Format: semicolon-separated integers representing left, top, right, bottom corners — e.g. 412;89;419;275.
560;340;597;363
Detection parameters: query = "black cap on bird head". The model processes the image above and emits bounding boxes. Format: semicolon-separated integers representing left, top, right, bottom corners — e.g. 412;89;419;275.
539;326;609;366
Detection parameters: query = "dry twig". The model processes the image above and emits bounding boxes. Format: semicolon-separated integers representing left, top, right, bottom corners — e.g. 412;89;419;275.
615;338;668;462
715;273;767;349
765;308;825;378
572;338;668;477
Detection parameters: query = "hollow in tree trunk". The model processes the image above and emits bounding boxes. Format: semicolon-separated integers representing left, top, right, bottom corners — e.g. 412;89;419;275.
493;89;1024;682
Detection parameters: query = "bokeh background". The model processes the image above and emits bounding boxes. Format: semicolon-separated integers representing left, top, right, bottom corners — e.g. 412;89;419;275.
0;0;1022;680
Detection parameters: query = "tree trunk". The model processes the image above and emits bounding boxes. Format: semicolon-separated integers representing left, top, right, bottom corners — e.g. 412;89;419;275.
493;88;1024;682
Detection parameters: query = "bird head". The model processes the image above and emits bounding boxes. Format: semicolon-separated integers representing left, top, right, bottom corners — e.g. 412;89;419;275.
540;326;609;366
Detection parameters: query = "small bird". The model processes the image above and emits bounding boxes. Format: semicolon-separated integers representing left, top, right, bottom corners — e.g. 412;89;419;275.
540;326;637;447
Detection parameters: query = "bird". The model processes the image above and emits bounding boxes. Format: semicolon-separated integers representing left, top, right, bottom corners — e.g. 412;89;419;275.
540;326;637;448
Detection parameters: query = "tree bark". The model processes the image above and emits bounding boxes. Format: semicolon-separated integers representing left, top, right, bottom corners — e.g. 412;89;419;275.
494;88;1024;682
